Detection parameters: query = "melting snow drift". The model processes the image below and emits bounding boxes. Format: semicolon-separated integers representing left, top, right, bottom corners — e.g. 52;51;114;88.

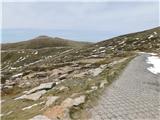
146;56;160;74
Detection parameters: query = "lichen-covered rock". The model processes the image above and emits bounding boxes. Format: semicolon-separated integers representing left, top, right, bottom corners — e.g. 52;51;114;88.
27;82;55;94
23;90;46;101
45;96;59;107
29;115;51;120
44;105;71;120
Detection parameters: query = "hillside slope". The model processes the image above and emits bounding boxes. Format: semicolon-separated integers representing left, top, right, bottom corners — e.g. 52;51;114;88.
1;27;160;120
1;36;91;50
96;27;160;52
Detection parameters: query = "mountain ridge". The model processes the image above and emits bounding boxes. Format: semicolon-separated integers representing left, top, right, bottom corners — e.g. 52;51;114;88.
1;35;92;50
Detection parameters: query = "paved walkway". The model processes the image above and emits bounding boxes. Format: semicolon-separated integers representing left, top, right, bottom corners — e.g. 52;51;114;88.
90;54;160;120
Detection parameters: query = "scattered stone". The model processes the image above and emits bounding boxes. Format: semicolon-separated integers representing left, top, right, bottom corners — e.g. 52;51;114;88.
35;72;48;78
27;82;55;94
29;115;51;120
73;71;88;78
61;98;73;108
89;68;103;76
59;74;68;80
23;90;46;101
5;80;16;86
11;73;23;80
100;81;108;88
72;95;86;106
22;104;38;110
6;111;13;115
45;96;59;107
91;55;99;58
100;50;106;53
50;69;63;77
0;99;5;104
59;86;68;91
99;47;105;50
3;85;13;89
85;90;94;94
62;66;74;74
44;105;71;120
71;63;79;67
91;86;98;90
148;34;154;39
89;64;107;76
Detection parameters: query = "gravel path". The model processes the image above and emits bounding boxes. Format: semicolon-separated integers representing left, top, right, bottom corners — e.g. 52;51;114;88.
90;54;160;120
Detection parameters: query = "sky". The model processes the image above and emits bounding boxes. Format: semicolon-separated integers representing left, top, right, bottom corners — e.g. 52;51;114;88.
1;0;159;43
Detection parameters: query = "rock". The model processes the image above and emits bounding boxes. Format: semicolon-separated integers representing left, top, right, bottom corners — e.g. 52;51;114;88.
59;74;68;80
5;80;16;86
35;72;48;78
45;96;59;107
73;71;88;78
11;73;23;80
27;82;55;94
23;90;46;101
72;95;86;106
61;98;73;108
62;66;73;74
89;67;103;76
44;96;85;120
44;105;71;120
50;69;63;77
0;100;5;104
91;86;98;90
4;85;13;89
84;64;92;68
59;86;68;91
71;63;79;67
89;64;106;77
100;81;108;88
30;115;51;120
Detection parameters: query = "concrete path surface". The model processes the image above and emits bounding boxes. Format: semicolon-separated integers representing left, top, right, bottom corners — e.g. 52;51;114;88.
90;54;160;120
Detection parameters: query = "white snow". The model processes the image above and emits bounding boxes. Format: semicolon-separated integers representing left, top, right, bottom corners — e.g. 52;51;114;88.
146;56;160;74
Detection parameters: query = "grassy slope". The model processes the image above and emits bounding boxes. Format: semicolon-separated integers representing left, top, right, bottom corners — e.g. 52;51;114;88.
96;27;160;52
1;36;91;50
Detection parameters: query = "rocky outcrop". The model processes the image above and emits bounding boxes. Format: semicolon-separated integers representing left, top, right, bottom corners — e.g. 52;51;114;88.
27;82;56;94
89;64;107;76
29;115;51;120
44;95;86;120
45;96;59;107
21;90;46;101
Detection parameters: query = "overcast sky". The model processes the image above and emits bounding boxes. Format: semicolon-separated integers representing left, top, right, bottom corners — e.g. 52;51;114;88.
1;0;159;43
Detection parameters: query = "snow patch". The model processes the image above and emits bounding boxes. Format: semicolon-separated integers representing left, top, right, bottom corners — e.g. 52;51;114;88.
146;56;160;74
